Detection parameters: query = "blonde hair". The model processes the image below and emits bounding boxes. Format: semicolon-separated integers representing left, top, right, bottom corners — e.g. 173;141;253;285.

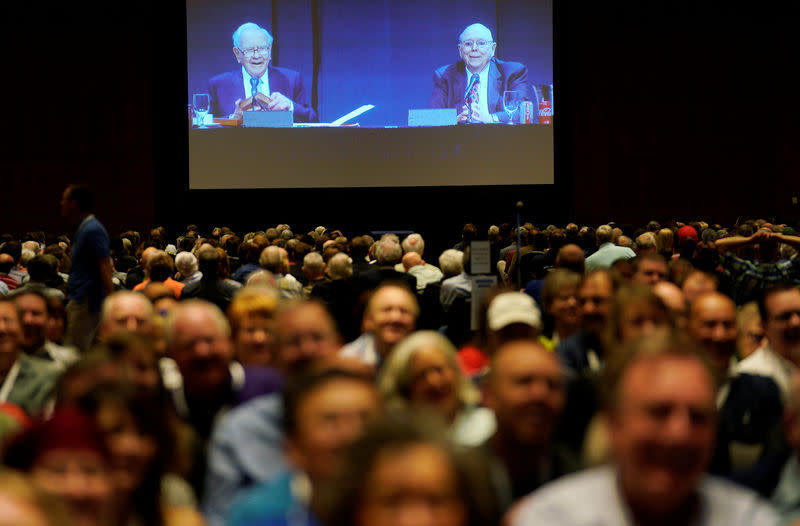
227;286;279;336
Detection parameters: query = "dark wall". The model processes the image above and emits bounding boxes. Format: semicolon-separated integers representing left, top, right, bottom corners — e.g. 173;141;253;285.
3;2;798;247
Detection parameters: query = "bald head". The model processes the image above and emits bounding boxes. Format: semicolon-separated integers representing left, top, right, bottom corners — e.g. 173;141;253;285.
459;23;493;42
555;244;585;274
688;292;737;373
653;281;688;328
402;252;424;271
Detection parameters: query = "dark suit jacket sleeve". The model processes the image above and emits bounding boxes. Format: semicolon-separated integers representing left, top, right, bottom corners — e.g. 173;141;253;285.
289;72;317;123
429;67;453;109
491;61;531;122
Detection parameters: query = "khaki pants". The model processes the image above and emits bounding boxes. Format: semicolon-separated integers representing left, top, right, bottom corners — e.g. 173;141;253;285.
65;299;100;352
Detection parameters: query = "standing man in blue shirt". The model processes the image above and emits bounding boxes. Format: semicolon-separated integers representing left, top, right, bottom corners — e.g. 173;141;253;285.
60;184;113;351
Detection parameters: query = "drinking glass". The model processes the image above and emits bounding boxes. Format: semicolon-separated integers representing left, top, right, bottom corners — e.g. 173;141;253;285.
193;93;210;128
503;91;521;125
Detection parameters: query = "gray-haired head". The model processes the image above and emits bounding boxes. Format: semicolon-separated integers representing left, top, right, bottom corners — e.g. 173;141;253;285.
232;22;273;48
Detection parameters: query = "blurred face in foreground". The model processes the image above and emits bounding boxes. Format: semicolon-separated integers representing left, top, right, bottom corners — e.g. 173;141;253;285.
763;288;800;364
276;302;342;375
288;378;380;482
407;345;461;421
578;273;613;335
687;293;737;374
610;354;716;518
31;449;114;526
169;304;233;397
485;340;565;447
356;443;467;526
364;286;417;357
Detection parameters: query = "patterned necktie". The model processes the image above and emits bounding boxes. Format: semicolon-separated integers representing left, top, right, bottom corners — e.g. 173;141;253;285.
250;77;260;110
468;73;480;105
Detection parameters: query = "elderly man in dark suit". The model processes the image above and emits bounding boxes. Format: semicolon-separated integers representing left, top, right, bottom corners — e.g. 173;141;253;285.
429;23;531;124
207;22;317;122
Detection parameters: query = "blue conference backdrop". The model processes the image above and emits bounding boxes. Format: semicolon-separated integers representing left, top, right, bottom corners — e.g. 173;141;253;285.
187;0;553;127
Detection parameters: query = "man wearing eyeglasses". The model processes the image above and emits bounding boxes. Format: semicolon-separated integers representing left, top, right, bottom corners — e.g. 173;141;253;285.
207;22;317;122
429;23;531;124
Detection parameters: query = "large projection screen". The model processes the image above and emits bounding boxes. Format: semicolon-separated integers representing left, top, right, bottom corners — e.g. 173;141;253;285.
187;0;554;189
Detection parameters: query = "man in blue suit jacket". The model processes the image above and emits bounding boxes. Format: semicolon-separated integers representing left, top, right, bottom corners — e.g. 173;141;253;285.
429;23;531;124
208;22;317;123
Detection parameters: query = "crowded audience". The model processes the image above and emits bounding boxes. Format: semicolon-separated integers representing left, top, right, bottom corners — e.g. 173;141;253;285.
2;190;800;525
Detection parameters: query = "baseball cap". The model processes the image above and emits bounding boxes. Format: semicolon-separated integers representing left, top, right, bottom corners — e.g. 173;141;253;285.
487;292;542;331
677;225;698;243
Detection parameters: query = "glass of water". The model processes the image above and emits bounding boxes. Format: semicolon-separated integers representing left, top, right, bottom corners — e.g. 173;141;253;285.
193;93;210;128
503;91;521;125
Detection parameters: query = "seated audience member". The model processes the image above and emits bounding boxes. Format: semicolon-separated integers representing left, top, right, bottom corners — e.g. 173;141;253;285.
402;251;443;293
78;385;205;525
656;227;675;259
0;470;70;526
182;245;242;312
736;283;800;399
378;330;494;445
631;253;668;287
735;301;766;362
355;237;417;295
133;250;185;299
483;290;544;352
315;413;496;526
202;300;345;526
340;283;419;368
226;368;381;526
3;407;117;526
482;339;577;509
682;269;719;302
395;233;443;280
0;253;21;291
175;251;202;286
0;298;61;417
578;283;674;465
24;254;66;296
634;232;657;256
142;281;179;317
510;330;779;526
523;243;584;305
97;290;154;342
456;289;544;381
603;283;672;347
160;299;282;499
715;228;800;305
207;22;317;122
688;291;784;475
653;279;689;328
11;286;77;368
233;238;265;284
557;269;615;375
615;235;632;248
539;269;582;347
258;245;303;299
311;252;359;342
301;251;328;297
763;371;800;521
584;225;636;272
440;247;473;313
227;286;279;367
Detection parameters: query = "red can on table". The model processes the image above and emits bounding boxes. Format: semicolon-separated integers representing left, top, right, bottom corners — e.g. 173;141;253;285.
521;101;535;124
538;101;552;125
